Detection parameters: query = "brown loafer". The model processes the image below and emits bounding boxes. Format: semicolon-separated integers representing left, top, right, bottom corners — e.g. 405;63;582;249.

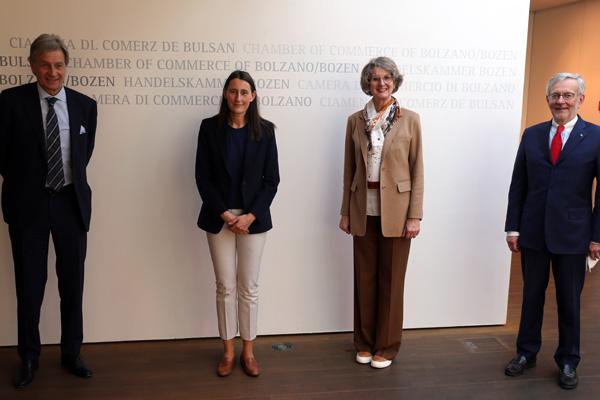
216;356;234;377
240;356;261;377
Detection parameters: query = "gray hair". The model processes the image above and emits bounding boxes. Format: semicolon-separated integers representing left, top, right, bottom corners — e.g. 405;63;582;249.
360;57;403;96
546;72;585;96
28;33;70;65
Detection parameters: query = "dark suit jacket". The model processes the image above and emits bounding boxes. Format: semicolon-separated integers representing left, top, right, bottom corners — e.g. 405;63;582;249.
0;83;97;231
195;115;279;234
505;116;600;254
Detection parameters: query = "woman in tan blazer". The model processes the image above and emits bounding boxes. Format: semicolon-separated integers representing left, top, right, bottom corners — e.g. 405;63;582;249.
339;57;424;369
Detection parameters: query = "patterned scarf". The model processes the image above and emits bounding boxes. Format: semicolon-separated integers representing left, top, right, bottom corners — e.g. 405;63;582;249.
363;97;399;150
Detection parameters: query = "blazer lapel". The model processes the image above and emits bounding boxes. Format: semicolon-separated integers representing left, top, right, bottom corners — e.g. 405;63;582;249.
556;117;587;164
26;84;47;161
381;120;401;161
66;89;82;167
538;121;552;164
356;114;368;166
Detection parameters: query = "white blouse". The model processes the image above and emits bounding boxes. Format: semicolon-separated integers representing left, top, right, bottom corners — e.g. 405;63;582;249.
366;122;385;216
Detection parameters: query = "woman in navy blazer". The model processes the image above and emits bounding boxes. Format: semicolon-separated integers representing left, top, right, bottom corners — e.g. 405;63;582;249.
195;70;279;377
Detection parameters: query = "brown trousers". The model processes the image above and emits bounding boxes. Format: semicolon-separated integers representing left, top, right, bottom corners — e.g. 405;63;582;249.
353;216;410;360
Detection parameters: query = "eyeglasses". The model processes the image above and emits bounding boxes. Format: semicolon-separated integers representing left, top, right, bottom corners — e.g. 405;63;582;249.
370;75;393;84
548;92;577;101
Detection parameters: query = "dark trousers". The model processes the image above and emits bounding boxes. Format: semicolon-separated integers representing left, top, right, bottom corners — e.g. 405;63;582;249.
517;247;586;368
9;186;87;361
353;216;410;360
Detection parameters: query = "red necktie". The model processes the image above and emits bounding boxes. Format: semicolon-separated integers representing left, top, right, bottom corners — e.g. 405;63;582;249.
550;124;565;165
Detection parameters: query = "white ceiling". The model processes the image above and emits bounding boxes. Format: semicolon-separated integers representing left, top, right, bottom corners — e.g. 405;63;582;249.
530;0;581;11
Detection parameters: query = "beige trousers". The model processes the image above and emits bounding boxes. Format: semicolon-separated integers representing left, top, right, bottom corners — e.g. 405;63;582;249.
206;219;266;341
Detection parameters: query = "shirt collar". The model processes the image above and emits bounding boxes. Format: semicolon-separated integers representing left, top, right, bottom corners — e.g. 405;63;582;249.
552;115;578;130
37;85;67;103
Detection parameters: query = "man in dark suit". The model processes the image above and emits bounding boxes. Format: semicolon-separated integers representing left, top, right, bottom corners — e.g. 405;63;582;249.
504;72;600;390
0;34;96;388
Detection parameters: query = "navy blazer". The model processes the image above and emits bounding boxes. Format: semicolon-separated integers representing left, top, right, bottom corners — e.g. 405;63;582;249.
0;83;97;230
195;115;279;234
505;116;600;254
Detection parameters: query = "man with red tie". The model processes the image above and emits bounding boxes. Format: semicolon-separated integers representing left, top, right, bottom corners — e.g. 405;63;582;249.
504;73;600;390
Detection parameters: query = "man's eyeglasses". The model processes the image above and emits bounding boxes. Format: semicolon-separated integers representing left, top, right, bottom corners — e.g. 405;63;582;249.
548;92;577;101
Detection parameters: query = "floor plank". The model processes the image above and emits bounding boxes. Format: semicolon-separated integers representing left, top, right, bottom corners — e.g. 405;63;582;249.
1;254;599;399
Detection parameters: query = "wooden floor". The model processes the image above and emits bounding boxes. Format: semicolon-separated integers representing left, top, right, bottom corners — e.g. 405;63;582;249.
2;254;600;399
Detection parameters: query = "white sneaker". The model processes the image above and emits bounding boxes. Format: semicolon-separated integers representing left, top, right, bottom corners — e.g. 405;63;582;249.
355;352;372;364
370;358;392;369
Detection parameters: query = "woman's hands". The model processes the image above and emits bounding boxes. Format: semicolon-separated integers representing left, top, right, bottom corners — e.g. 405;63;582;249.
340;216;421;238
403;218;420;239
339;215;350;234
221;211;256;234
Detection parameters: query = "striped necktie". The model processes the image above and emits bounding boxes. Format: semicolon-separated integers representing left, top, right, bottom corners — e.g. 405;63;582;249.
45;97;65;191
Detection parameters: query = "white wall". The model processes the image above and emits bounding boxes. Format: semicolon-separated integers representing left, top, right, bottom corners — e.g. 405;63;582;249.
0;0;530;345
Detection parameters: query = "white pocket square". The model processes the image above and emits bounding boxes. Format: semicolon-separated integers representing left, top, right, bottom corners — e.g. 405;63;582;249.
80;126;86;135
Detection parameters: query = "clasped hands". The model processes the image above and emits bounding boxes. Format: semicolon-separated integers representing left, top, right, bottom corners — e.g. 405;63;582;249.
221;211;255;234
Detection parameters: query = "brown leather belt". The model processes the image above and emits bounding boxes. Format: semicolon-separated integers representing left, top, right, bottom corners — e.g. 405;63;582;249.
367;181;380;189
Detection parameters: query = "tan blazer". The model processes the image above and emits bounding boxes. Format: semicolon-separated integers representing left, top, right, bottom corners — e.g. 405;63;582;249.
340;107;424;237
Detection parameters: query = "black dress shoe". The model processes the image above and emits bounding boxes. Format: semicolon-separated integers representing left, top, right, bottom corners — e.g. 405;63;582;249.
13;359;38;389
558;364;578;390
61;355;93;378
504;355;536;377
